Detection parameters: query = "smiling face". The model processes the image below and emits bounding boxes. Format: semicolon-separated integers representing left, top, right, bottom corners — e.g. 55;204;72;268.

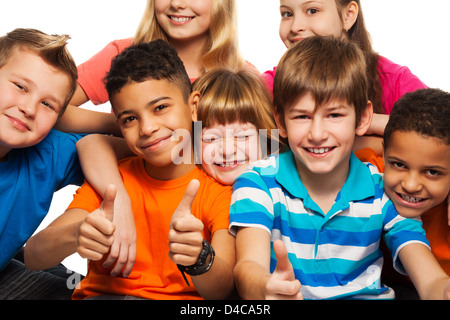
113;78;198;180
201;121;260;185
279;0;356;48
0;49;70;160
275;91;371;183
154;0;212;43
383;131;450;219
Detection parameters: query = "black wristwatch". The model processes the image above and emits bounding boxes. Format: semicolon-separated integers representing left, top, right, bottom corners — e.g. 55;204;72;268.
177;239;215;286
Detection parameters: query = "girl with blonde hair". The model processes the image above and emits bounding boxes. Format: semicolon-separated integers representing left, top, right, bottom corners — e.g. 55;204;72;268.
57;0;248;135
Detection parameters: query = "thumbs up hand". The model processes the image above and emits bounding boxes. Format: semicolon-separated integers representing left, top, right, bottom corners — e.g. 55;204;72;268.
168;180;204;266
77;184;117;262
265;240;303;300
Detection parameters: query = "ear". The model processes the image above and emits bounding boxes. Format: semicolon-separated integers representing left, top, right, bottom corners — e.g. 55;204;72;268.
343;1;359;32
273;107;288;138
189;91;201;122
355;100;373;136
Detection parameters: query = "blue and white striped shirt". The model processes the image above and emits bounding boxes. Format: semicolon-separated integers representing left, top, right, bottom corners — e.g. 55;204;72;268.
229;151;429;300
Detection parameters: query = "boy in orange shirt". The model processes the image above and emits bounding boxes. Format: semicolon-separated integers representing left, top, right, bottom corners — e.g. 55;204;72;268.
356;88;450;298
24;39;235;300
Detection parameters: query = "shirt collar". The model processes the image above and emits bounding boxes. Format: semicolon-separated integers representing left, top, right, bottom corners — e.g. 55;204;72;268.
276;150;375;203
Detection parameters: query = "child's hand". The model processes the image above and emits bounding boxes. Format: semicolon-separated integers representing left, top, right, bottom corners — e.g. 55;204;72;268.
265;240;303;300
102;193;136;278
168;179;204;266
76;184;116;262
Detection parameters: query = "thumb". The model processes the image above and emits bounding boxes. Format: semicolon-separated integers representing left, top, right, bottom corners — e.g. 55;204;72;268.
273;240;295;280
171;179;200;222
101;184;117;222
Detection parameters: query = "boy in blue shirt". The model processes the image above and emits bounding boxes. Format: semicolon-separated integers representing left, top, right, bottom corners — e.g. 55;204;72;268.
229;36;450;300
0;28;84;299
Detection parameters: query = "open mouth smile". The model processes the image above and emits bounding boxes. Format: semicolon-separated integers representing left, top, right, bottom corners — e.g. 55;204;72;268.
396;192;427;204
304;147;335;156
169;15;194;24
214;160;246;169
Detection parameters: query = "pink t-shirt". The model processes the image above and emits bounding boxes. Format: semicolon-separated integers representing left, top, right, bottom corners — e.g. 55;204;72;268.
77;38;257;106
262;55;427;114
77;39;133;105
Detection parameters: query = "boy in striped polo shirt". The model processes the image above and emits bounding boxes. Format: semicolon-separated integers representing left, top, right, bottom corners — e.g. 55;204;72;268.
229;36;450;300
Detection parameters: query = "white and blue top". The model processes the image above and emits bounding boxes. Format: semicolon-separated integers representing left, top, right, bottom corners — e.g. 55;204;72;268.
229;150;429;300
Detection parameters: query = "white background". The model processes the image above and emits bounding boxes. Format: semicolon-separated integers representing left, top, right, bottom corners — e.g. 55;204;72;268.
1;0;449;275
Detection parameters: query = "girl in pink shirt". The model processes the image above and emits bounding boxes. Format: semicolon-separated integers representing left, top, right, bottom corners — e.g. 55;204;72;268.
264;0;427;115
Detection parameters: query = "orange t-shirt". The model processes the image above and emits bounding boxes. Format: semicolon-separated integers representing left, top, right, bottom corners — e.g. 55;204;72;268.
355;148;450;276
68;157;232;300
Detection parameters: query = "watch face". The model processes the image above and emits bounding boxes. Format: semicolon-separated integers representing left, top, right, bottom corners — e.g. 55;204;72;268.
177;240;215;278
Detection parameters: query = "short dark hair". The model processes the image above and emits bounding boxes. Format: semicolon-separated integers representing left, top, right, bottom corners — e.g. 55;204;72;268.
273;36;368;127
384;88;450;149
105;39;192;105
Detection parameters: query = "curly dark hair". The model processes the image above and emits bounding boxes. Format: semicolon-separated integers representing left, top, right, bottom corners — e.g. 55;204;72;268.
105;39;192;104
383;88;450;149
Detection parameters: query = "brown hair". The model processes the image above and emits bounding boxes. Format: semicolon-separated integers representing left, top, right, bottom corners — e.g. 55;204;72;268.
337;0;383;113
0;28;78;113
273;36;368;126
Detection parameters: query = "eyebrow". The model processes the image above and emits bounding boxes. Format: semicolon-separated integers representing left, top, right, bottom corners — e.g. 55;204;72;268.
386;155;449;172
116;96;171;119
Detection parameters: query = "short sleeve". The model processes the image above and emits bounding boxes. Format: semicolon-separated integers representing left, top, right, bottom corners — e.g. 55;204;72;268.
77;39;133;105
229;170;275;236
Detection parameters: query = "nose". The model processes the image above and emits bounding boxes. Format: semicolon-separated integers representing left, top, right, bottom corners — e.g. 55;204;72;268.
170;0;187;9
18;98;37;119
307;117;328;143
220;135;236;159
291;15;306;34
400;171;423;194
139;117;159;137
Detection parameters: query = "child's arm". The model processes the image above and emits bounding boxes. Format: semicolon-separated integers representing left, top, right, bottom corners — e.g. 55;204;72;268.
25;185;117;270
55;85;121;136
168;180;236;299
234;228;302;300
353;113;389;154
366;113;389;136
399;243;450;299
76;134;136;277
55;105;122;136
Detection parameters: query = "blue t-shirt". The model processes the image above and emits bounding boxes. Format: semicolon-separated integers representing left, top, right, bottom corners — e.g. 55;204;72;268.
229;150;430;300
0;130;85;271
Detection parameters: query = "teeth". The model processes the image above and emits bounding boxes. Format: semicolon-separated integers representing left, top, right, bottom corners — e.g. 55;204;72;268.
170;16;192;23
218;163;233;167
217;161;245;167
401;194;423;203
307;147;330;154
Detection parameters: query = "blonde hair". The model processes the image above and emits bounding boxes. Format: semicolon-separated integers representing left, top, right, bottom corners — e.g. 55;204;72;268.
0;28;78;113
194;68;280;155
133;0;245;72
